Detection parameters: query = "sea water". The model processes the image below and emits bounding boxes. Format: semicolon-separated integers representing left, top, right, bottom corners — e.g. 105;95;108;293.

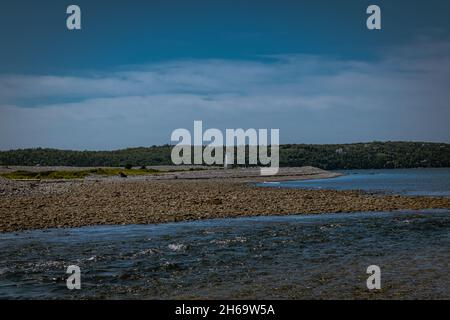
1;168;449;299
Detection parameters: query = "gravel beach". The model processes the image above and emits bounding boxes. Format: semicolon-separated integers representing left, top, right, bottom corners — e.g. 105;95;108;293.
1;166;449;232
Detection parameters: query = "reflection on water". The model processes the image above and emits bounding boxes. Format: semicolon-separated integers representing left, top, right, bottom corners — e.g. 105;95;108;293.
269;168;450;196
1;210;449;299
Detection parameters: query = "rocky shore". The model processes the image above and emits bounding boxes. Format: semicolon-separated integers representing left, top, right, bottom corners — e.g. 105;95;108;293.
1;166;449;232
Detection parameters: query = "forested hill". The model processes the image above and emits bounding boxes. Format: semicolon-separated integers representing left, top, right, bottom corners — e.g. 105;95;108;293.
0;142;449;170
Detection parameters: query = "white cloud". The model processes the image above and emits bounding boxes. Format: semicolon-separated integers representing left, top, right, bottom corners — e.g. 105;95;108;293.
1;39;450;150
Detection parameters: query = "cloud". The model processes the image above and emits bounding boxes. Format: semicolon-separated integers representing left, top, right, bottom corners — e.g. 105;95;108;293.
1;39;450;150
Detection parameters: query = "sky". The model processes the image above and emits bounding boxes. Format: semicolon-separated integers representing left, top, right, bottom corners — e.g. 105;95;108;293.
0;0;450;150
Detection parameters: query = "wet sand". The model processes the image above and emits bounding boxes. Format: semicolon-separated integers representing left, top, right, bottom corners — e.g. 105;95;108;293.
1;166;449;232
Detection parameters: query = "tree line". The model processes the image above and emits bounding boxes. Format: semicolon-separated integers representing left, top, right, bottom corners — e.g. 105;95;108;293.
0;142;449;170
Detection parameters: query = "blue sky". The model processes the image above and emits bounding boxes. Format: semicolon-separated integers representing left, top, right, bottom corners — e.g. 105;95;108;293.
1;0;450;150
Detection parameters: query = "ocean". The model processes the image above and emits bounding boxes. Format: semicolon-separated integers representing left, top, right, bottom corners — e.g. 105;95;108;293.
1;168;449;299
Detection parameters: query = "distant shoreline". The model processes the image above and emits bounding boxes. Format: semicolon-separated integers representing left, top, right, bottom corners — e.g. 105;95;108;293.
1;141;449;170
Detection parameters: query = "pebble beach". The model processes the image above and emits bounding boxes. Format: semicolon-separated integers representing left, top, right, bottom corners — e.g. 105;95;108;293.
1;166;450;232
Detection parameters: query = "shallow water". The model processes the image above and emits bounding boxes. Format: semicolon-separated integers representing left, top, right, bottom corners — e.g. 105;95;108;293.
267;168;450;196
1;209;449;299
